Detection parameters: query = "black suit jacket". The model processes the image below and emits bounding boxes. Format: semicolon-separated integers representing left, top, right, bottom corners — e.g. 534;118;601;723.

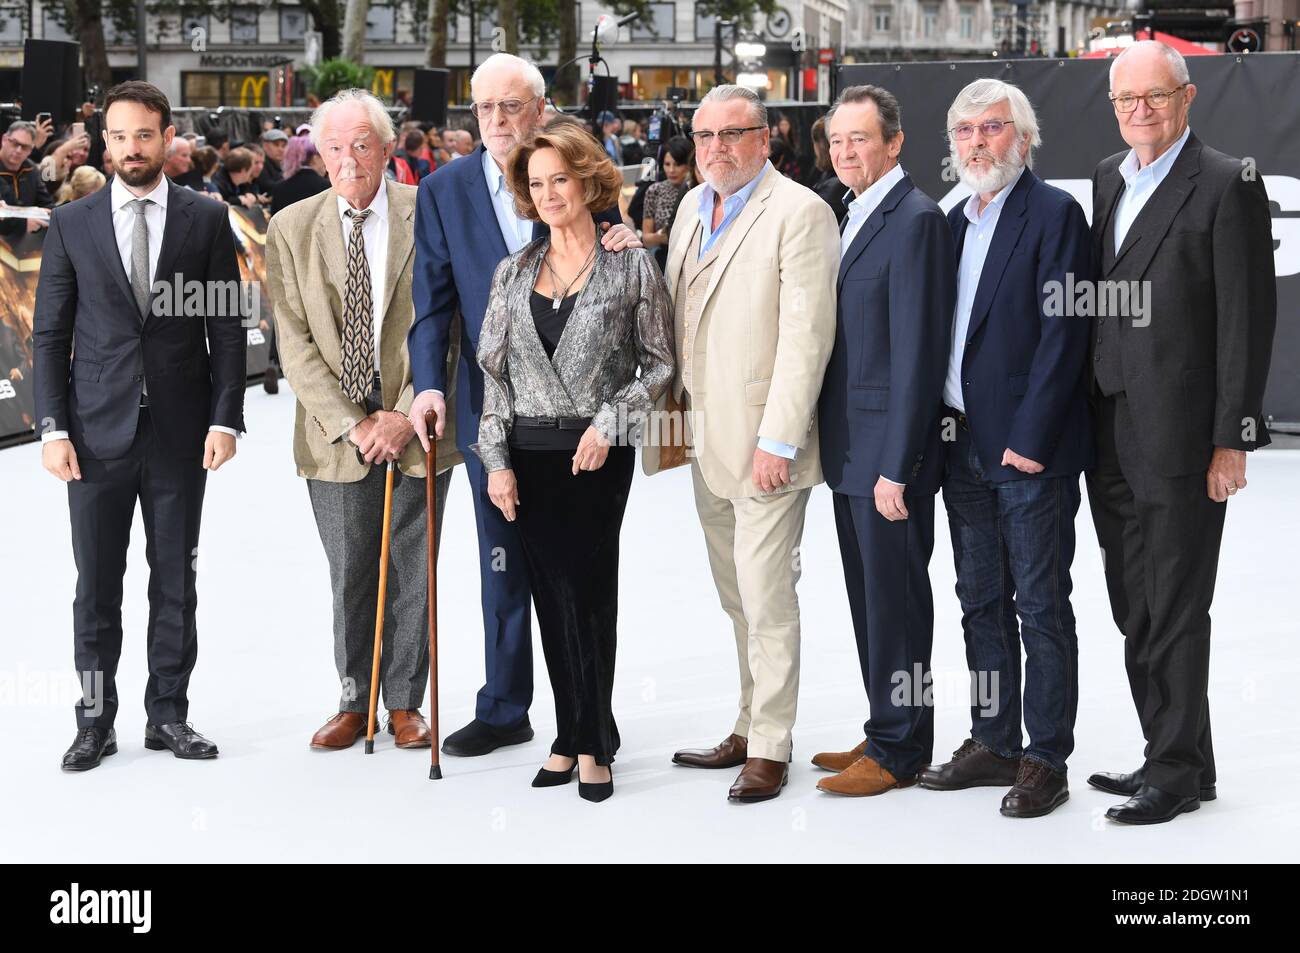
1090;132;1275;476
32;178;246;460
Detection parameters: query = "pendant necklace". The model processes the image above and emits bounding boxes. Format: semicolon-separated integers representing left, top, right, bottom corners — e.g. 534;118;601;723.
542;230;597;311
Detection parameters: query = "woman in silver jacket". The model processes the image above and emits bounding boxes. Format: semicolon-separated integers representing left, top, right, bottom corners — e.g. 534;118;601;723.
472;122;675;802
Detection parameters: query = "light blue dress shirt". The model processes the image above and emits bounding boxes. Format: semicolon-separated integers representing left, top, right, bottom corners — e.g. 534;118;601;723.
942;166;1024;413
482;146;533;254
840;163;906;258
697;160;771;259
696;161;796;460
1112;125;1190;252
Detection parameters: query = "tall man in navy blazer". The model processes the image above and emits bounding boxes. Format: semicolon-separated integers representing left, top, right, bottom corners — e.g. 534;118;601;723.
813;86;956;798
407;54;638;756
916;80;1092;818
33;82;246;771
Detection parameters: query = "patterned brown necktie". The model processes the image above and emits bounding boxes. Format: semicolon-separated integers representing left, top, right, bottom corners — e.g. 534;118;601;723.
340;207;375;404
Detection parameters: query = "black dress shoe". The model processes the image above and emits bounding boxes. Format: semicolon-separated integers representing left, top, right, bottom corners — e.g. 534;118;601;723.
263;365;279;394
144;722;219;760
1000;759;1069;818
61;727;117;772
1088;766;1216;801
532;758;577;788
1106;784;1201;825
578;765;613;803
441;717;534;757
918;738;1021;790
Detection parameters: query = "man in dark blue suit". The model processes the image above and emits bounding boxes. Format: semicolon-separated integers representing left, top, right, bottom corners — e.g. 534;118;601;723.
813;86;956;798
916;80;1093;818
34;82;246;771
407;54;638;757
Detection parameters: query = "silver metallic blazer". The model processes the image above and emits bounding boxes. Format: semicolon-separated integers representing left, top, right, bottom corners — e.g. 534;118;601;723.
471;234;676;472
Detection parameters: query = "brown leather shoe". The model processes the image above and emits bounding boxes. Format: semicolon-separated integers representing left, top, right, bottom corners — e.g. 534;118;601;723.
387;710;432;749
728;757;789;802
673;733;747;769
816;755;917;796
917;738;1021;790
1000;758;1069;818
310;712;370;750
812;739;868;772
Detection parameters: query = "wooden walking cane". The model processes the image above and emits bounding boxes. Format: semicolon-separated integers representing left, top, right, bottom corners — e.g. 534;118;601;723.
424;409;442;779
365;460;398;754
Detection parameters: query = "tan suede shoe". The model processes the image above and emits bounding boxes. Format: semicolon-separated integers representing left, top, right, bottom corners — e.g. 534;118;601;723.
811;739;868;772
310;712;369;750
816;755;917;797
387;710;432;749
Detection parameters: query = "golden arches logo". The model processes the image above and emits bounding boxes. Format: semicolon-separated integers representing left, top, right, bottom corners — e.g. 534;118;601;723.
371;69;394;99
239;75;268;107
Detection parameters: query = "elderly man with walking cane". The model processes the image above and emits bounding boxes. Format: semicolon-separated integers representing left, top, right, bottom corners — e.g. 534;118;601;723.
266;88;461;751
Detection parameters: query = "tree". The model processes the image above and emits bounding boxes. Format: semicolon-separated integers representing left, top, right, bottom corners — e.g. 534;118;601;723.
341;0;369;63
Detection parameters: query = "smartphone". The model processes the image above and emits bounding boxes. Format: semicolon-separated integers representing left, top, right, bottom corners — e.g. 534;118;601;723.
70;121;85;138
36;112;51;125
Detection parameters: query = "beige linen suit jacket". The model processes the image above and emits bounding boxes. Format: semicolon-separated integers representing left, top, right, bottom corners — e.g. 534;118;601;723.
265;178;461;481
643;163;838;499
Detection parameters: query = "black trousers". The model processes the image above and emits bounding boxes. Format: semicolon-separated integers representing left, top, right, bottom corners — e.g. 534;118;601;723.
511;445;634;766
1085;394;1224;798
68;407;208;729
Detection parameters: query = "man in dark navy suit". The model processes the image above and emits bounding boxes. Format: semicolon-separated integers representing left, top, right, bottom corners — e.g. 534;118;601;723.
33;81;246;771
407;54;640;757
813;85;956;798
916;79;1093;818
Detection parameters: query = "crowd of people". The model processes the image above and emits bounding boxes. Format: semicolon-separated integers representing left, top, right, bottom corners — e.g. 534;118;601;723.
28;43;1276;824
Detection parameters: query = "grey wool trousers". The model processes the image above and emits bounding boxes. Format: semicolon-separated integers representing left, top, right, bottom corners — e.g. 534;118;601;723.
307;465;453;713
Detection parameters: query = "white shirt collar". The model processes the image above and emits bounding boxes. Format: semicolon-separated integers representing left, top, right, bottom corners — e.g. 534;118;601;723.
963;165;1024;225
111;173;170;214
843;163;906;221
336;178;389;224
482;146;508;196
1118;125;1191;187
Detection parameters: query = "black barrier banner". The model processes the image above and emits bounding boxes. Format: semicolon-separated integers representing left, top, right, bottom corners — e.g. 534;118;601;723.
0;203;273;448
840;52;1300;426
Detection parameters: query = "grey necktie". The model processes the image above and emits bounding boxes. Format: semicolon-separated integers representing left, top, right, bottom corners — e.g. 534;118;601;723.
340;208;375;405
129;198;153;318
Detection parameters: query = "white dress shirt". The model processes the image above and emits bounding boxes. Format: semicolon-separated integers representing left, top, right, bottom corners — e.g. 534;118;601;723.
482;146;533;254
1113;125;1190;252
840;163;906;258
942;167;1025;413
336;182;389;374
44;175;238;442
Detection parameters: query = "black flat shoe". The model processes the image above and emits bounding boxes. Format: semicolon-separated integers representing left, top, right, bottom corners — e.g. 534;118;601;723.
578;765;614;803
532;759;577;787
144;722;219;760
1106;783;1201;825
62;726;117;772
1088;766;1216;801
441;717;534;757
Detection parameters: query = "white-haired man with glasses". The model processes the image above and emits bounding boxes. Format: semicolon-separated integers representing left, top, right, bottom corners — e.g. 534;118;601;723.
1085;40;1275;825
407;53;642;759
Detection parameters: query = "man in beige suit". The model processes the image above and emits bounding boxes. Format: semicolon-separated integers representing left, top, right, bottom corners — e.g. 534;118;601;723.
646;85;838;802
266;89;461;751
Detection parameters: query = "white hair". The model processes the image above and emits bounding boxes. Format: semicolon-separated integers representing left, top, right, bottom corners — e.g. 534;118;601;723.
309;88;395;149
947;78;1041;167
1109;39;1191;89
471;53;545;99
698;84;768;128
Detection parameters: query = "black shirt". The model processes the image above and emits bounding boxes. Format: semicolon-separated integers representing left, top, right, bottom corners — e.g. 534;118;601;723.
509;290;582;452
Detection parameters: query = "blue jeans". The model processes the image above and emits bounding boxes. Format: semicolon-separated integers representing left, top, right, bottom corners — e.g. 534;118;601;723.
941;420;1081;774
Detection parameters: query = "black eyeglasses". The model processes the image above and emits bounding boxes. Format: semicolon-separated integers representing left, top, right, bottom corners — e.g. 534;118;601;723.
690;126;765;147
1109;86;1186;113
948;120;1015;141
